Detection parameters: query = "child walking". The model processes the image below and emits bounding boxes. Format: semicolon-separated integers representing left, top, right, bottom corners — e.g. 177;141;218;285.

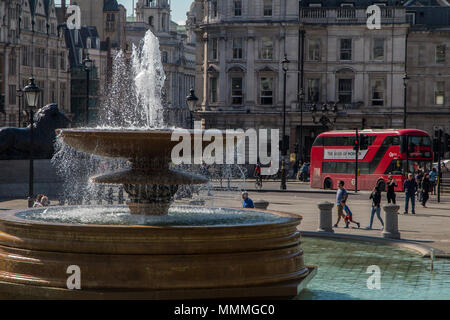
344;204;360;229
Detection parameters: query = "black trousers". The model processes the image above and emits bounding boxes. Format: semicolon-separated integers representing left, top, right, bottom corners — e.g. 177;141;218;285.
387;192;396;204
422;192;429;206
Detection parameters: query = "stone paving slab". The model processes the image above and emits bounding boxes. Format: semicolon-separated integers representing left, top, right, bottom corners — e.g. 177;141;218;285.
1;187;449;254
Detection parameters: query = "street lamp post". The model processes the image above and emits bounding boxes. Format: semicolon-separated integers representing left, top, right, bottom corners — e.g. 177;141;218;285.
186;88;198;129
83;56;93;126
281;54;290;191
403;74;409;129
299;89;305;164
23;77;41;208
310;103;338;131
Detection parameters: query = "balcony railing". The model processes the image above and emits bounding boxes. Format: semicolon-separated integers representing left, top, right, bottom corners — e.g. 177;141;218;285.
300;7;406;24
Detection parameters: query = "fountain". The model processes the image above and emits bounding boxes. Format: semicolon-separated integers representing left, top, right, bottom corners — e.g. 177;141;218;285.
0;31;316;299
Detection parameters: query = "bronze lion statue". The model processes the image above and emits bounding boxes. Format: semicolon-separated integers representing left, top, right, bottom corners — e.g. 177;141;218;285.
0;104;71;159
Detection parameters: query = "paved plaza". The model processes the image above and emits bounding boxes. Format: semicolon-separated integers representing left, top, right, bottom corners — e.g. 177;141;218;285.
1;181;449;255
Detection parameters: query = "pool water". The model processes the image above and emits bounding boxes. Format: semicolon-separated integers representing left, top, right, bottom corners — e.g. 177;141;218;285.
298;237;450;300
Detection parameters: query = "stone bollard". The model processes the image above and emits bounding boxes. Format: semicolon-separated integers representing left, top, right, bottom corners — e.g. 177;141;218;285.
382;204;401;239
254;200;269;210
317;202;335;233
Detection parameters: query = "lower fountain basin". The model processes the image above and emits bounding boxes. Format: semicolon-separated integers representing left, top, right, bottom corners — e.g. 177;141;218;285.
0;206;315;299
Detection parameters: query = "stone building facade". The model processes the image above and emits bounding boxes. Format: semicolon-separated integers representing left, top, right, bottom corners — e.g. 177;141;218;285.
0;0;71;127
188;0;450;161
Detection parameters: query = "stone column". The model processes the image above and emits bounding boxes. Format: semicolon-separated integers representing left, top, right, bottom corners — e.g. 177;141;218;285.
317;201;335;233
202;32;209;109
246;31;255;106
382;204;400;239
218;34;227;105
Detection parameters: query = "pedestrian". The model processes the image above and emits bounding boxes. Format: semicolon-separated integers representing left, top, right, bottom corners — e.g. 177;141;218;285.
344;204;360;229
429;168;437;195
366;186;384;230
421;173;432;208
241;191;255;209
333;181;348;228
416;170;423;202
40;195;50;207
403;173;418;214
386;175;397;204
33;194;44;208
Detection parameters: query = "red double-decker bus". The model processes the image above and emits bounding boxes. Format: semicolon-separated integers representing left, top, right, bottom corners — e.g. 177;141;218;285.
310;129;433;191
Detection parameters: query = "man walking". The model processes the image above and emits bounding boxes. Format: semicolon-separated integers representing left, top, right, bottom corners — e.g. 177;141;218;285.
241;192;255;209
334;181;348;228
404;173;418;214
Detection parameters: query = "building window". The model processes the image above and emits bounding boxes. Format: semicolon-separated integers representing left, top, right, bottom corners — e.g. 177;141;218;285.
149;16;153;26
436;45;446;64
340;39;352;61
264;0;273;16
22;45;32;66
211;38;218;60
161;13;166;30
49;50;57;69
406;12;416;25
212;1;218;17
338;79;352;103
8;54;16;75
60;52;66;70
210;77;218;103
233;38;243;60
9;85;16;105
307;79;320;103
435;81;445;105
371;79;385;106
234;1;242;16
308;39;321;61
373;39;385;61
60;82;66;107
162;51;168;63
260;77;274;105
50;82;56;103
231;77;243;105
35;48;46;68
261;38;273;60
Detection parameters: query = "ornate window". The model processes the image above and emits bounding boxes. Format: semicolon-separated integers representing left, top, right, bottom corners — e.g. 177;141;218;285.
371;79;385;106
308;39;321;61
435;81;445;105
338;79;353;103
232;38;243;60
307;79;320;103
260;77;274;105
264;0;272;16
234;1;242;16
436;45;446;64
373;39;385;61
210;77;218;103
261;38;273;60
231;77;243;105
340;39;352;61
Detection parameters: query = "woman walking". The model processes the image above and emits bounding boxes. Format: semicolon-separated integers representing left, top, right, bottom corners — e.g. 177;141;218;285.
366;186;384;230
421;173;432;208
386;175;397;204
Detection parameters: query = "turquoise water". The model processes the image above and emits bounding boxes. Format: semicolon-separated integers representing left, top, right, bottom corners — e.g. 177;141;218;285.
298;237;450;300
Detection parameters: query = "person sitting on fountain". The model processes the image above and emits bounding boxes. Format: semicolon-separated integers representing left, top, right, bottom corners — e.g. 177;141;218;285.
242;192;255;209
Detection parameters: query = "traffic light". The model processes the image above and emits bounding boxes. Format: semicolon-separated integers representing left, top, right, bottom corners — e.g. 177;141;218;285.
353;137;359;151
359;134;370;150
445;133;450;153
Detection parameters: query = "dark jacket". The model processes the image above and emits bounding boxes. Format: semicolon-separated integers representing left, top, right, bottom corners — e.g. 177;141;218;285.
403;179;418;196
421;178;432;193
370;190;381;207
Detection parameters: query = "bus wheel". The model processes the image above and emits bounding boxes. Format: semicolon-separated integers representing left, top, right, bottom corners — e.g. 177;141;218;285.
377;179;386;192
324;178;332;190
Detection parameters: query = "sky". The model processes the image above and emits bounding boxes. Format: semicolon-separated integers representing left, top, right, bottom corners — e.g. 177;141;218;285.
118;0;192;25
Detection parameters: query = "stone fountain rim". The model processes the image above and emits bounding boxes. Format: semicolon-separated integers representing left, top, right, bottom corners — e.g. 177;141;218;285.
1;206;302;230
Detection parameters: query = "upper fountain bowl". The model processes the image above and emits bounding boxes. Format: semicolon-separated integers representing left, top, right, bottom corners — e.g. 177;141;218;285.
57;128;178;160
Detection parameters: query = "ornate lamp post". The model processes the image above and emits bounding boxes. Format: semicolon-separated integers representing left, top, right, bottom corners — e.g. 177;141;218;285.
403;74;409;129
186;88;198;129
83;55;93;125
311;103;338;130
299;88;305;164
23;77;41;208
281;54;290;191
